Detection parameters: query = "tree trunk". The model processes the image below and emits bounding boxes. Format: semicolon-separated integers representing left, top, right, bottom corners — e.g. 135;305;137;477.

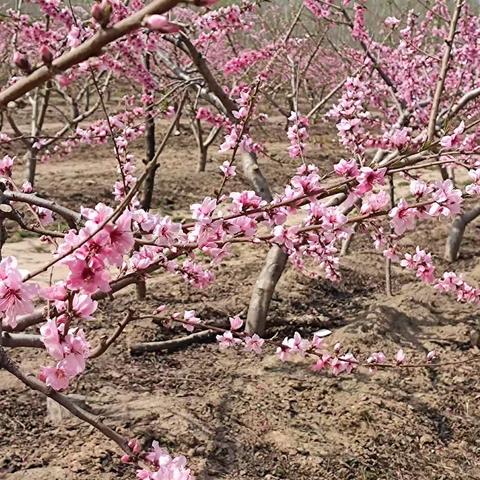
444;206;480;262
242;151;289;336
340;227;355;256
141;57;156;212
138;54;155;299
245;245;288;336
197;145;208;172
241;151;272;202
25;149;37;187
191;119;208;172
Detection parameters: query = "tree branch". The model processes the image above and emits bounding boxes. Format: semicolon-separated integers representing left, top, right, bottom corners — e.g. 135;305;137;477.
0;0;182;107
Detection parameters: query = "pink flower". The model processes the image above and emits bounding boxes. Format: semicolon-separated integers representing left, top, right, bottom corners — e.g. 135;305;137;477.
131;246;159;271
128;439;142;454
429;180;463;218
165;106;176;119
39;366;69;391
145;441;170;467
331;353;357;375
244;334;264;354
220;161;236;178
389;199;416;235
67;258;111;294
354;167;387;195
400;247;436;283
0;155;14;177
0;256;38;328
361;190;389;214
440;121;464;149
138;441;194;479
334;158;359;177
182;310;200;332
230;190;262;213
311;353;332;372
311;329;331;351
22;181;33;193
284;332;311;357
387;127;411;149
191;197;217;222
410;179;431;197
40;319;64;360
229;315;243;330
226;217;257;237
71;294;98;318
367;351;386;365
384;16;400;28
81;203;113;224
216;330;241;350
36;206;54;226
466;169;480;196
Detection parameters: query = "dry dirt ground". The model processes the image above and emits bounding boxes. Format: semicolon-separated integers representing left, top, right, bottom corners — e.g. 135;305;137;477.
1;118;480;480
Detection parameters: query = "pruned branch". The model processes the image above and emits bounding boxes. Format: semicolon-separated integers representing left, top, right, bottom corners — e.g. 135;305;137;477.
130;329;215;354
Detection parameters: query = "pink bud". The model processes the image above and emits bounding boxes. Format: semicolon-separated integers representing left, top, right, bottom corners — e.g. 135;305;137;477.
13;52;31;73
91;0;112;28
395;349;405;365
142;15;181;34
120;454;131;464
155;304;166;314
40;45;53;65
91;2;104;22
334;342;342;353
128;438;141;454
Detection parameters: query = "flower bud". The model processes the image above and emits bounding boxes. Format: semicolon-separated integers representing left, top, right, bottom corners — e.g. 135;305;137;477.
120;454;131;464
13;52;31;73
128;438;141;454
91;2;103;23
91;0;112;28
40;45;53;65
142;15;181;34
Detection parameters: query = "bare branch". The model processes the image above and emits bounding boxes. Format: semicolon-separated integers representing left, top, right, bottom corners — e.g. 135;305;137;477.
426;0;465;142
130;330;215;354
